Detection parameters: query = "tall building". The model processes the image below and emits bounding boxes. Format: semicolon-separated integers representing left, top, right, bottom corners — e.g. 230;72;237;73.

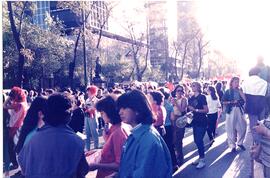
147;1;169;67
33;1;109;35
177;1;196;41
33;1;51;29
89;1;108;30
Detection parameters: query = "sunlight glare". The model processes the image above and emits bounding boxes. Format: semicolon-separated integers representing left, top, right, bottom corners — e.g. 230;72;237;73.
195;0;270;77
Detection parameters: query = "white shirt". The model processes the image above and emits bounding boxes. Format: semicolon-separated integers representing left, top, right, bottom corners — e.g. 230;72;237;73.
206;95;221;114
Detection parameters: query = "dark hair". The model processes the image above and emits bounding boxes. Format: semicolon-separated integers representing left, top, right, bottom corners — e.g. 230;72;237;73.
16;96;47;153
95;95;121;125
117;89;154;124
75;96;81;107
43;93;72;127
159;87;170;100
215;82;223;92
172;84;185;97
208;86;218;100
149;91;164;106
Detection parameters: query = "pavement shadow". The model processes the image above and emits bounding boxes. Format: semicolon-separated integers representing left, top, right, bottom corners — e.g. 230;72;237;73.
174;140;238;178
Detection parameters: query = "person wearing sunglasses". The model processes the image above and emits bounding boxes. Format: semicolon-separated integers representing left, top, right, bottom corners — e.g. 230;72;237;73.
171;85;188;166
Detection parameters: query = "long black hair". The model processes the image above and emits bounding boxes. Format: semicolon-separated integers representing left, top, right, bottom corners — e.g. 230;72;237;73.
208;86;218;100
15;96;47;153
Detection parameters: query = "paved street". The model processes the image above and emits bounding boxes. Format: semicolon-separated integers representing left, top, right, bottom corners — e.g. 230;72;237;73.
173;115;259;178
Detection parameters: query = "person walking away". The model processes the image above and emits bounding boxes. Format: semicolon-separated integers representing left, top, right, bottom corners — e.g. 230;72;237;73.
242;67;268;143
18;93;89;178
69;96;85;133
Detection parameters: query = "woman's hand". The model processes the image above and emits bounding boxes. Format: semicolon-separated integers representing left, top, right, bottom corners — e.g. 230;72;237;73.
253;124;265;135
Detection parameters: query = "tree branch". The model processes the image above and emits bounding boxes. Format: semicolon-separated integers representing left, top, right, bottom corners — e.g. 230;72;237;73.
18;1;27;35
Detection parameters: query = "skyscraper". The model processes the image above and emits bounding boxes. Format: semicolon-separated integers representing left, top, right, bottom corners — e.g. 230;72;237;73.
147;1;169;67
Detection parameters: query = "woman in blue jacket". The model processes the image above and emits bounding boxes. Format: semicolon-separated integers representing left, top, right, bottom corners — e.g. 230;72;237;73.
117;89;172;178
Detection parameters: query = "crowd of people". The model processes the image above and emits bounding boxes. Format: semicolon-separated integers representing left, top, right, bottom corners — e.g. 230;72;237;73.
3;58;270;178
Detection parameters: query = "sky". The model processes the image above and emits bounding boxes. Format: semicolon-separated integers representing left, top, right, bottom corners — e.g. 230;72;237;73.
194;0;270;77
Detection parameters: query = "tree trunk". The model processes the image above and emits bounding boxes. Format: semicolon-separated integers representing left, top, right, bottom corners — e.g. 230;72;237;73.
69;30;81;88
180;41;189;81
8;1;25;87
174;51;178;79
137;74;142;82
197;41;203;79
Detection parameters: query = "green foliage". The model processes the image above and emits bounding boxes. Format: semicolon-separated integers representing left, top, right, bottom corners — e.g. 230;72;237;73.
102;60;133;82
3;1;74;89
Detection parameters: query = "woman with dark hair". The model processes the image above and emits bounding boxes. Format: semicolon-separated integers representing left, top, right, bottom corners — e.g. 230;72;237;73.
188;81;209;169
117;89;172;178
18;93;89;178
15;96;47;154
206;86;221;145
148;91;167;136
215;82;224;103
215;81;224;135
87;95;130;178
222;76;247;152
171;84;188;166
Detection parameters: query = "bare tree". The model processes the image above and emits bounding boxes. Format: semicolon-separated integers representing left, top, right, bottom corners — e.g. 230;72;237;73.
195;32;209;79
125;22;149;81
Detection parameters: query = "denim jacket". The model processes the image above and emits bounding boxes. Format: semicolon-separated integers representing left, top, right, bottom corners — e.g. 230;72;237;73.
118;124;172;178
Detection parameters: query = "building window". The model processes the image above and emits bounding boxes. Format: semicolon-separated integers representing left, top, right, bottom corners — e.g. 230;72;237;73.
89;1;108;30
33;1;50;29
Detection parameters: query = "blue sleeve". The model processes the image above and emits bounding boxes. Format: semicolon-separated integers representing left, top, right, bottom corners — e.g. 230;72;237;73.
133;134;172;178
